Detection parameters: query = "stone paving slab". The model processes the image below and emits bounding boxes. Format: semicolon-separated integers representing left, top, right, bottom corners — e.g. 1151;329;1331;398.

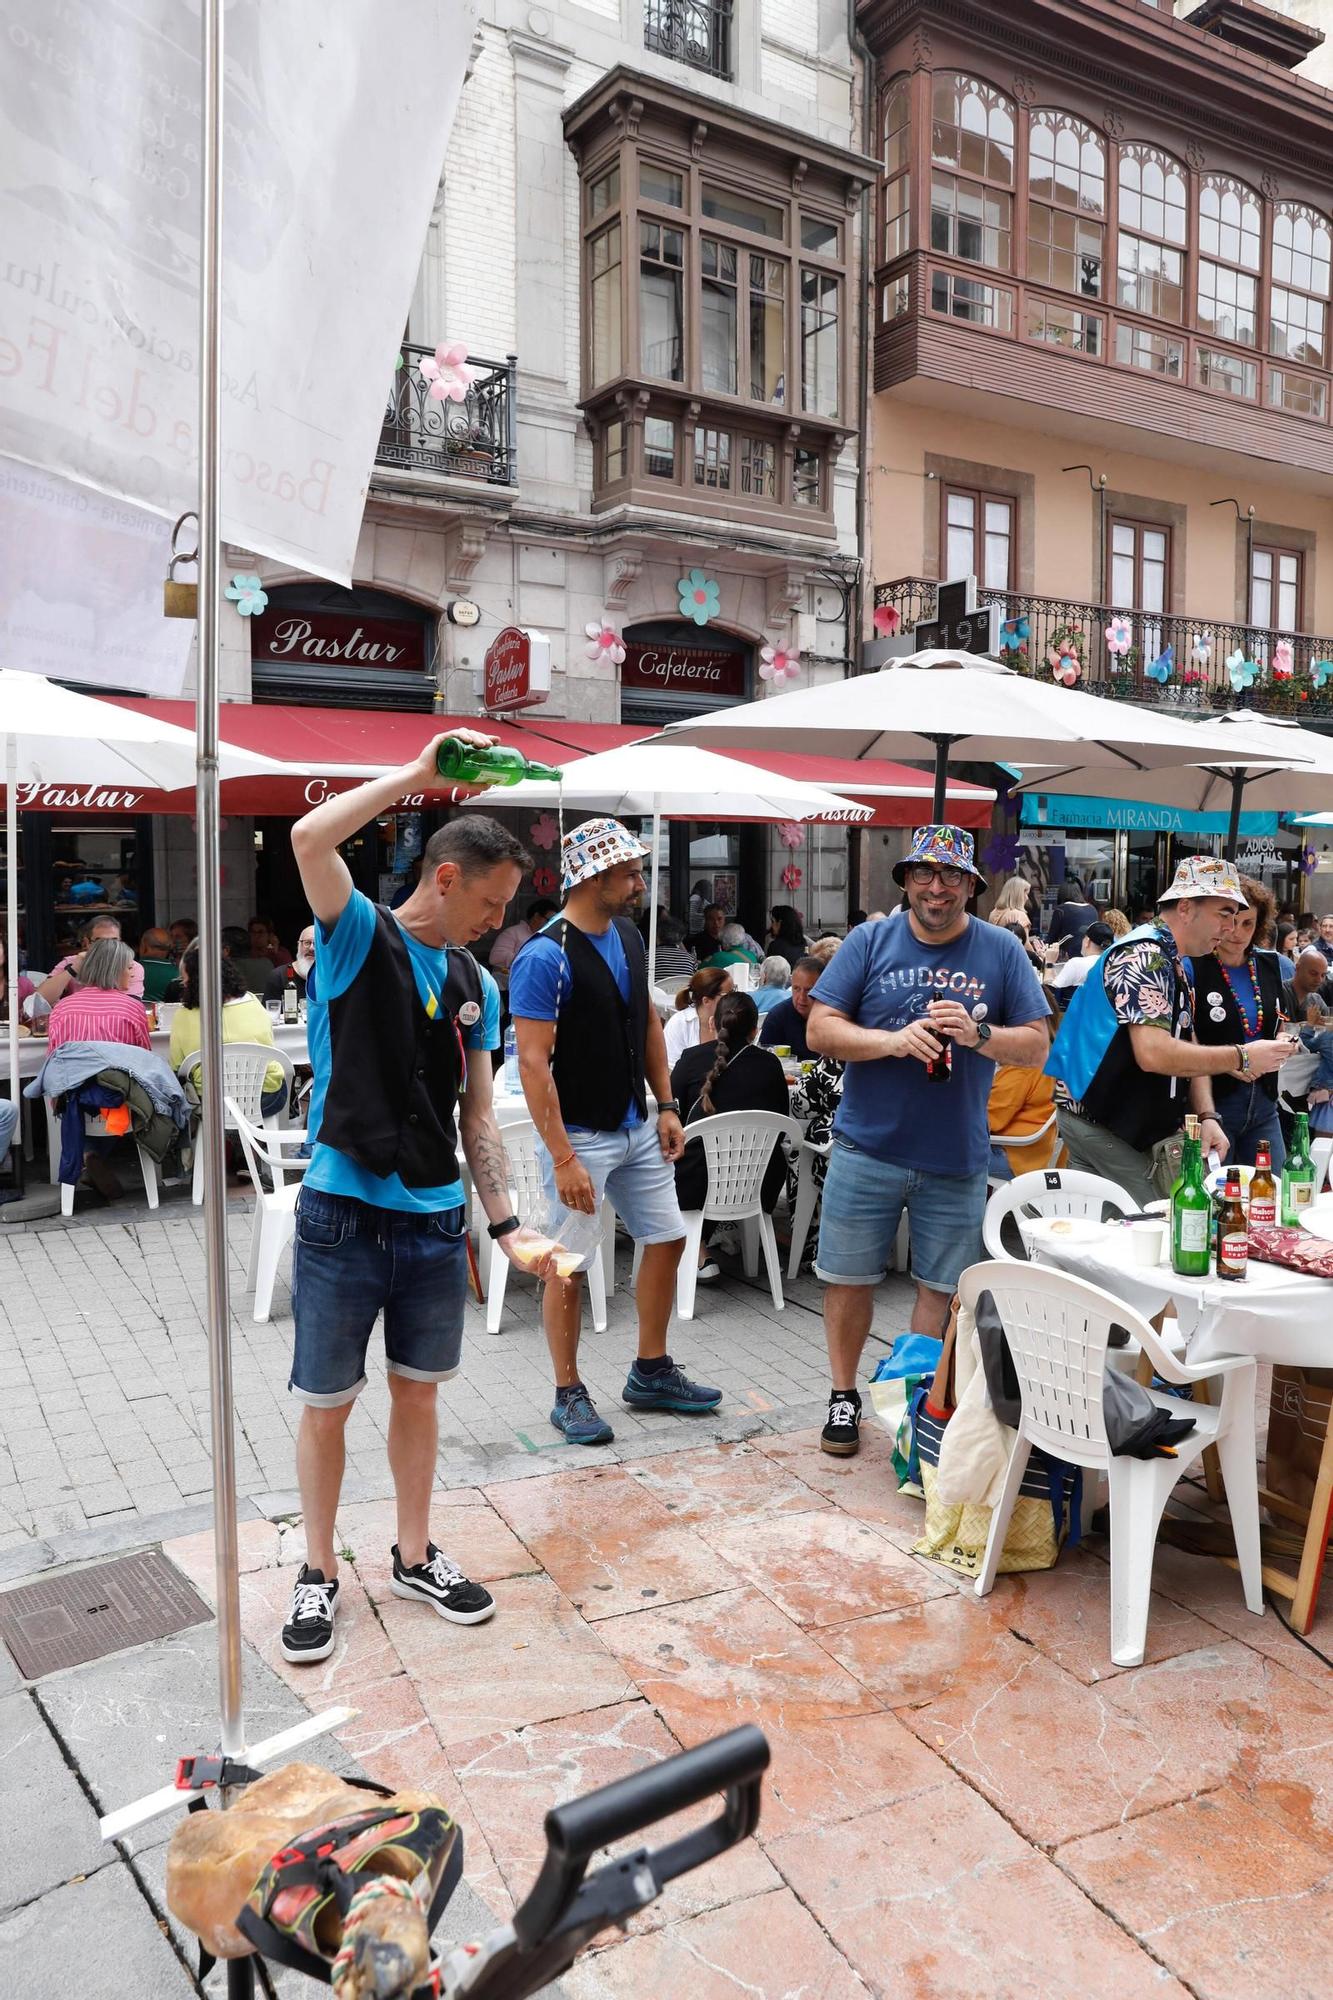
0;1859;190;2000
0;1691;110;1914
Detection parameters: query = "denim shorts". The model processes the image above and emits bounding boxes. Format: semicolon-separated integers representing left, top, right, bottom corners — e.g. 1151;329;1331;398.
289;1187;468;1406
814;1134;989;1295
538;1118;685;1268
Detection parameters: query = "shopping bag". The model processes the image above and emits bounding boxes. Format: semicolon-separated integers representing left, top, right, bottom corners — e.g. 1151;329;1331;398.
868;1335;944;1492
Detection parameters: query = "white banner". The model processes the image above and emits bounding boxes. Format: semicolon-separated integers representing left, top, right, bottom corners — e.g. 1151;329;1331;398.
0;0;474;584
0;459;196;694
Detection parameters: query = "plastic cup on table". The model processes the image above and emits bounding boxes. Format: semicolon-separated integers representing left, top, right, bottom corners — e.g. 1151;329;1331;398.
772;1044;792;1058
1127;1218;1168;1267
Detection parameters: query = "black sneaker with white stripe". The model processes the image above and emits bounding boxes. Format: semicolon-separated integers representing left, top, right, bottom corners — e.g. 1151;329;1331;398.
280;1565;340;1663
820;1388;862;1457
391;1543;496;1625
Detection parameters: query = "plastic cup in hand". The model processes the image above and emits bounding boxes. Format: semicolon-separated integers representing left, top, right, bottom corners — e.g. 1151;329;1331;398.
547;1204;604;1277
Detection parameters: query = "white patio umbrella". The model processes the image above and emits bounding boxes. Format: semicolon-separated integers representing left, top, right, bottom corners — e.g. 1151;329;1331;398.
659;652;1308;824
458;739;873;978
1;669;286;1175
1009;709;1333;857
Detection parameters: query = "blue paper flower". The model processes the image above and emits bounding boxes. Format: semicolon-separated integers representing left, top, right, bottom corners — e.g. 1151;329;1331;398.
999;616;1030;651
1312;659;1333;689
225;573;268;617
1227;652;1259;693
1145;644;1174;684
677;569;721;627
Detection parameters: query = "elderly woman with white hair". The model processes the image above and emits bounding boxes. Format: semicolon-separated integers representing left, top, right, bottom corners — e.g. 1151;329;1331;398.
753;955;791;1016
701;921;761;971
44;938;151;1054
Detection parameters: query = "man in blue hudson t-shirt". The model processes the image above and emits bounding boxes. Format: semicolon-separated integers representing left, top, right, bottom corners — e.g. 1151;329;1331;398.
808;826;1050;1457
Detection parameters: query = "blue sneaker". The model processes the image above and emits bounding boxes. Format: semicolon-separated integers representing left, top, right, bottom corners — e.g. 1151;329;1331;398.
550;1386;615;1446
622;1358;722;1414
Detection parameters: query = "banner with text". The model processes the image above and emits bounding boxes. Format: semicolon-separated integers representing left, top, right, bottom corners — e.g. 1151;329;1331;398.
0;0;475;583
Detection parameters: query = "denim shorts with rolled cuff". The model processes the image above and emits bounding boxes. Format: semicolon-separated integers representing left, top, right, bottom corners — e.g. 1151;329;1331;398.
289;1186;468;1407
813;1134;989;1295
538;1117;685;1269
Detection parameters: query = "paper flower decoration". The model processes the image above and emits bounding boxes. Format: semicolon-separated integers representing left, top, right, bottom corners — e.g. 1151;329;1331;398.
981;833;1021;875
759;643;801;685
224;574;267;617
872;603;901;636
780;863;803;892
1312;659;1333;689
419;341;475;403
678;568;721;627
528;812;558;851
531;866;557;896
777;822;805;850
1189;631;1212;669
999;616;1030;652
1226;653;1258;693
584;620;625;667
1145;644;1175;684
1300;847;1319;876
1272;640;1295;680
1105;617;1133;656
1050;650;1080;686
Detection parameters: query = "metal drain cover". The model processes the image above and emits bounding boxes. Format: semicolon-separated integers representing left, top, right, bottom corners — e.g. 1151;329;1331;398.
0;1549;211;1680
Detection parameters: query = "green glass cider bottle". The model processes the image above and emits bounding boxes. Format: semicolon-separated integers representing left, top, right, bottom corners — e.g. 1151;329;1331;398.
1281;1112;1317;1226
1171;1117;1212;1278
435;740;563;786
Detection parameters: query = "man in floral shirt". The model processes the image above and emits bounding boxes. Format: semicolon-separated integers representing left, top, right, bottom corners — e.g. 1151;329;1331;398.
1048;856;1291;1207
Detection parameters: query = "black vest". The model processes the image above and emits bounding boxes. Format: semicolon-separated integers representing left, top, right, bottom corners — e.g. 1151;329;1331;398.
1190;949;1286;1104
523;916;648;1133
320;905;482;1189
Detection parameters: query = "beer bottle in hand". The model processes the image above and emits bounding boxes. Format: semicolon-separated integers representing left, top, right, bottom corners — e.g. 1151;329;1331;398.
1248;1141;1277;1230
1217;1169;1248;1281
925;1030;952;1083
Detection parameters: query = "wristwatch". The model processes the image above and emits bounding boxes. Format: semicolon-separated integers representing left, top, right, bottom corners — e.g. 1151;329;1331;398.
656;1099;680;1115
487;1214;520;1239
974;1020;992;1047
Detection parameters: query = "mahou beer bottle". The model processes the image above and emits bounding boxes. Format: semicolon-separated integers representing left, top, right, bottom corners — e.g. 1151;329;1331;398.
435;740;563;786
1249;1141;1277;1230
1217;1168;1249;1281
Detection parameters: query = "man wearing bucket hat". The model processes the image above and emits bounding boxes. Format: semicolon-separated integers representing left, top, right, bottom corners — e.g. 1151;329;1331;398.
510;816;721;1446
1048;853;1295;1209
806;825;1051;1456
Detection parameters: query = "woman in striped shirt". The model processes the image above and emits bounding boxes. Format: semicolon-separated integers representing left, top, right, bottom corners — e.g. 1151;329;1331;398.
45;939;151;1053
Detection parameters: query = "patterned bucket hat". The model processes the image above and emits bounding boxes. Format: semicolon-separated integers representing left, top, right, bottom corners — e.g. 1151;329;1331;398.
560;815;650;891
1156;854;1247;905
892;823;988;892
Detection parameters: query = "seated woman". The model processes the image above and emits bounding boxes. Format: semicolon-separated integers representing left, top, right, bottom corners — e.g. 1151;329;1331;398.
170;945;288;1117
702;922;761;971
45;938;151;1052
671;992;789;1283
663;966;732;1069
753;955;791;1015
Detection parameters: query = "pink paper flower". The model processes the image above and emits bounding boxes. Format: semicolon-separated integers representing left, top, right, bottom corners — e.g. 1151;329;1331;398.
1050;652;1080;686
872;604;901;636
1272;640;1295;680
528;812;558;851
584;621;625;667
780;863;803;892
419;341;475;404
1105;617;1132;656
759;643;801;686
777;822;805;850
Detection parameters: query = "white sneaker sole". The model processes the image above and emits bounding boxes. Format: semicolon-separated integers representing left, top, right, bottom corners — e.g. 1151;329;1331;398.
390;1576;496;1624
280;1629;336;1663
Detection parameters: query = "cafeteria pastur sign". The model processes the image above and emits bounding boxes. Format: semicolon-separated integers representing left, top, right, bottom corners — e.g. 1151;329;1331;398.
14;782;148;811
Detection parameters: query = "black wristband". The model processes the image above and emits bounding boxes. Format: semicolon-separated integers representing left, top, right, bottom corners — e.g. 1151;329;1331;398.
487;1214;521;1240
656;1099;680;1115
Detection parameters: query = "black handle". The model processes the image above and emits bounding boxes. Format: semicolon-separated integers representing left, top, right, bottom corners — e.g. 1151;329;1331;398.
511;1725;769;1949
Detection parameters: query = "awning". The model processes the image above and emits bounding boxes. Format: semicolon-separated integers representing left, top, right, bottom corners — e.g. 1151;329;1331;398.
9;700;994;827
1017;790;1281;837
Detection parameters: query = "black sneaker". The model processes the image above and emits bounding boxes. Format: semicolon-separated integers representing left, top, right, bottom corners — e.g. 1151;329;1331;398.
280;1565;339;1663
821;1389;862;1457
391;1543;496;1625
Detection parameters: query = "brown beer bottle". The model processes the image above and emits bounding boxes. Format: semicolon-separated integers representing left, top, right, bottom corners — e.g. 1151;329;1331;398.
1249;1141;1277;1231
1217;1168;1249;1281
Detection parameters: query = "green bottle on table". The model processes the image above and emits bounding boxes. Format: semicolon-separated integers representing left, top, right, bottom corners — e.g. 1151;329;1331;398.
1171;1115;1212;1277
1281;1112;1317;1225
435;740;563;786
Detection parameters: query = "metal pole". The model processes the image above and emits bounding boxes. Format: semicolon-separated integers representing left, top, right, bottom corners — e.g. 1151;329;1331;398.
928;737;954;822
1225;772;1244;863
5;738;19;1174
196;0;245;1773
648;802;662;985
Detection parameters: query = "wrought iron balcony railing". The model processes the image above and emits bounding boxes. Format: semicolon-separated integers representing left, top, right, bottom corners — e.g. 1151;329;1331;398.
873;577;1333;722
376;347;517;485
644;0;733;81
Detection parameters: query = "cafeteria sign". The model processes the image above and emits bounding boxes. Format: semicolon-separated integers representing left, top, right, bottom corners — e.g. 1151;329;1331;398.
621;641;747;701
483;627;552;714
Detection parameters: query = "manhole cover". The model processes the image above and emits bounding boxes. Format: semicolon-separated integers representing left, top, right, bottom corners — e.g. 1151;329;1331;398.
0;1550;211;1680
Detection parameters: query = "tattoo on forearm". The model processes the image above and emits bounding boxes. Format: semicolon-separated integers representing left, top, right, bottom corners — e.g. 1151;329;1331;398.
466;1121;513;1205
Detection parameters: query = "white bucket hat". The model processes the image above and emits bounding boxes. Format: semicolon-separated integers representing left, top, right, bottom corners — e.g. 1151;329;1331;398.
1157;855;1247;906
560;815;650;891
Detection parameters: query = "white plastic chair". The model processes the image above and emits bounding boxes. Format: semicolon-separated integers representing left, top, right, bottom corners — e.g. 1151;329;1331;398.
179;1043;295;1204
983;1166;1137;1262
475;1119;607;1335
52;1103;161;1215
226;1097;311;1323
986;1107;1061;1187
959;1259;1263;1668
644;1111;801;1319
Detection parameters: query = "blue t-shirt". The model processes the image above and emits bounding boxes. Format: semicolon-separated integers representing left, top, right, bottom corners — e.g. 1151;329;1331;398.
304;890;500;1213
508;920;643;1131
812;915;1050;1174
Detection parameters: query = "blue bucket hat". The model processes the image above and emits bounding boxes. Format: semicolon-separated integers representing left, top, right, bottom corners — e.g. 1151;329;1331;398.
892;823;988;892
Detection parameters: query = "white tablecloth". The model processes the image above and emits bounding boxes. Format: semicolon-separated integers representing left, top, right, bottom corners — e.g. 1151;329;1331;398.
13;1019;310;1083
1028;1222;1333;1368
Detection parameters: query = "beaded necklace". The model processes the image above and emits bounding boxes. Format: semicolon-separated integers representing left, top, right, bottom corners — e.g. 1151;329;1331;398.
1218;950;1264;1040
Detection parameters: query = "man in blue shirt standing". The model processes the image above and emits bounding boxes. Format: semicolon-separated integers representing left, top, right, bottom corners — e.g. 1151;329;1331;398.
807;825;1050;1456
511;816;721;1446
282;731;551;1665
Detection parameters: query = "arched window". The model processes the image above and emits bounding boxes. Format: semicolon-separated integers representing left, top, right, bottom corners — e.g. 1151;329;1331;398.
1197;174;1261;346
1116;144;1187;323
1028;110;1106;299
929;73;1015;273
1271;201;1331;368
882;74;911;263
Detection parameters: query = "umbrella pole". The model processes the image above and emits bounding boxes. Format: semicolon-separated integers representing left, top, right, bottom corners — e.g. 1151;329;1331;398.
5;736;18;1185
195;0;248;1824
927;736;957;822
1224;772;1244;863
648;802;662;985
